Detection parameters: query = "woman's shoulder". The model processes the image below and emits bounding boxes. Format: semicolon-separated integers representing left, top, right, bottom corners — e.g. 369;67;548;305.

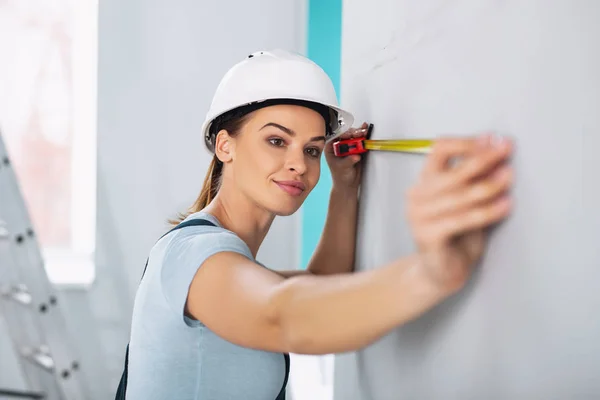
163;211;252;260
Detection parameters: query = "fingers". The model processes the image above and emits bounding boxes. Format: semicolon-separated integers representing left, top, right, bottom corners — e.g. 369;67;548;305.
451;136;512;182
420;138;513;196
420;136;484;178
336;122;369;141
434;194;512;239
413;164;513;220
421;133;512;175
338;153;361;166
409;191;511;247
418;132;512;193
407;132;515;245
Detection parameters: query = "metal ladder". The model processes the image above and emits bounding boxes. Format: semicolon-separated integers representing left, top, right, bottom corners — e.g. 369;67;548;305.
0;129;89;399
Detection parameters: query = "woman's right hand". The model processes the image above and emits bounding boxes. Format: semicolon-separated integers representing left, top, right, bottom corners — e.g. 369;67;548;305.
406;133;514;294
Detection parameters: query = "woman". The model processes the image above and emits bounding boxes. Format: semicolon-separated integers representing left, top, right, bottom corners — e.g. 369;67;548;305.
121;50;513;399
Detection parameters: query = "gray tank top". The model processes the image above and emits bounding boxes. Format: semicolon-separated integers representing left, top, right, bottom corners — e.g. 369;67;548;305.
125;212;288;399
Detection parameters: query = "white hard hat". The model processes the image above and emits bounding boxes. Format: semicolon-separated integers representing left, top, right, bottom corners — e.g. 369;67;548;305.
201;49;354;153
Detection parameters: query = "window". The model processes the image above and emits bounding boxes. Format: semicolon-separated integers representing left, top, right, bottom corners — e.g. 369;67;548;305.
0;0;98;285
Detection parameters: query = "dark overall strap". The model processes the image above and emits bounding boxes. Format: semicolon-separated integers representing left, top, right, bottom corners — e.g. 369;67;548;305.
275;353;291;400
115;219;216;400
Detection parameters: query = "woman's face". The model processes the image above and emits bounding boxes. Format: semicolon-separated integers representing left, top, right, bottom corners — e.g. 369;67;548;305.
225;104;327;216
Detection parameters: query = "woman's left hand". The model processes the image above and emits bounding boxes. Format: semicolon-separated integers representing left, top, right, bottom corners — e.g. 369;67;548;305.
325;122;370;191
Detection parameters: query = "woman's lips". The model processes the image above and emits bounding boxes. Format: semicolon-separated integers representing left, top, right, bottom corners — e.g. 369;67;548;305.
274;180;306;196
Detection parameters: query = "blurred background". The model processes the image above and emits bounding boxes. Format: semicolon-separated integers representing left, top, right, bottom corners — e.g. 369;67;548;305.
0;0;339;398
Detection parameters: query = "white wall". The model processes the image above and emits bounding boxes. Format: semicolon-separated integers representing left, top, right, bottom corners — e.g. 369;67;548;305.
335;1;600;399
2;1;307;398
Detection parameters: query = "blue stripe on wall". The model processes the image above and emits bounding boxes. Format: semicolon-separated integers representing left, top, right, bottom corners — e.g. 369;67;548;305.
301;0;343;269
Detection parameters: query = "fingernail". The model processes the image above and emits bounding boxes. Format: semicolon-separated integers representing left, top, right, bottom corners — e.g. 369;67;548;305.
477;134;491;148
491;134;507;147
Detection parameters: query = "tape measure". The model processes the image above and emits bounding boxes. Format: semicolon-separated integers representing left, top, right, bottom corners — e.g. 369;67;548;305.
333;123;432;157
333;137;433;157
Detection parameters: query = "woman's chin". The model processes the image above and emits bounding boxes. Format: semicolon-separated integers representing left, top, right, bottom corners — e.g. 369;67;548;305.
273;205;302;217
268;198;304;217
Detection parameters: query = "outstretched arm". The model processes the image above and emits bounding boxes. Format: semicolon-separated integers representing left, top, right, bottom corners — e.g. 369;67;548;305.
187;249;443;355
186;135;514;355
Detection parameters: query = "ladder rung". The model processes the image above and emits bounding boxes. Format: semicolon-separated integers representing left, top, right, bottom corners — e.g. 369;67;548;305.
0;284;32;306
21;345;55;372
0;388;46;399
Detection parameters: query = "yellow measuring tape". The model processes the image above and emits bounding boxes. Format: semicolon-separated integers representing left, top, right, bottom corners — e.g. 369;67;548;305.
333;124;434;157
363;139;433;154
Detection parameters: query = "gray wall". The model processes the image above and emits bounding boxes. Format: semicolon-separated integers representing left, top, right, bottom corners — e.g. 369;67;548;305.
2;1;307;398
335;1;600;399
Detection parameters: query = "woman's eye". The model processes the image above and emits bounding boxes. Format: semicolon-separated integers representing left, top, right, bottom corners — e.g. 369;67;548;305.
305;147;321;158
269;138;285;147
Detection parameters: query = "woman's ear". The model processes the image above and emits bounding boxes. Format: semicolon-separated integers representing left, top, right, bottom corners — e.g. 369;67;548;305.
214;129;234;163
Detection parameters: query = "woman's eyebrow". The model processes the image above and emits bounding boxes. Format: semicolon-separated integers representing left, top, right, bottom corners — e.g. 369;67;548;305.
260;122;294;135
261;122;325;142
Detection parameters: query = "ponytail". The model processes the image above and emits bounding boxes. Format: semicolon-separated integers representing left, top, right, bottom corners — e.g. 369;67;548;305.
169;155;223;225
196;155;223;210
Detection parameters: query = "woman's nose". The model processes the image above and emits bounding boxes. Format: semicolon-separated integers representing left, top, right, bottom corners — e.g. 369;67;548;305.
285;150;307;175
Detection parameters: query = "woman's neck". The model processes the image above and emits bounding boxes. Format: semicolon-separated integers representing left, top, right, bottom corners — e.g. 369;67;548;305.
202;185;275;258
